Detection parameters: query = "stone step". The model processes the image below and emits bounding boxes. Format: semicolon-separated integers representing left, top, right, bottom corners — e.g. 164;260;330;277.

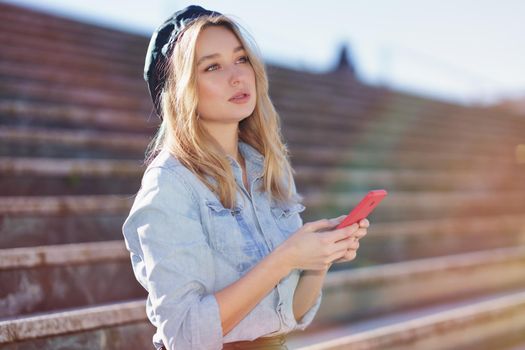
0;299;154;348
3;291;524;349
0;157;143;195
1;123;517;170
0;157;143;177
1;124;519;173
2;189;524;262
0;39;139;82
0;29;143;84
0;126;146;159
289;144;519;169
2;90;523;150
1;100;520;158
0;211;126;249
279;107;525;148
0;78;151;113
314;245;525;325
0;241;145;319
0;100;153;133
0;192;524;246
288;288;525;350
304;190;525;221
282;126;520;157
0;103;519;161
0;156;522;196
1;246;524;347
1;189;523;227
331;213;525;267
0;195;132;217
2;191;524;259
0;235;525;321
0;60;144;96
296;166;525;194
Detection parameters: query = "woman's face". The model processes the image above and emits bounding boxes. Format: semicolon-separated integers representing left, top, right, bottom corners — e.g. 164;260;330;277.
195;25;256;126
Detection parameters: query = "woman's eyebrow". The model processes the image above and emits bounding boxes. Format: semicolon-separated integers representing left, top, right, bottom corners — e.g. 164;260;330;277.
197;45;245;66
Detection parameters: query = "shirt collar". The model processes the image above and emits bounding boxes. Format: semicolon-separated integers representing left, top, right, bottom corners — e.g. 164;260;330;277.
225;140;264;178
239;140;264;164
225;141;263;164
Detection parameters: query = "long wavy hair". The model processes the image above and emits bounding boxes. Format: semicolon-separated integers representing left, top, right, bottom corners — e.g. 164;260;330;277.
144;14;301;210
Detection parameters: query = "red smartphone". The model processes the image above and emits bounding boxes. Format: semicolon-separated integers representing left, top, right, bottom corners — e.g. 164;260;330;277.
336;189;388;229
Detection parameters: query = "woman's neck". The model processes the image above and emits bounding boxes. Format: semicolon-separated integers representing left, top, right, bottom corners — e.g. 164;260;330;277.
201;120;241;162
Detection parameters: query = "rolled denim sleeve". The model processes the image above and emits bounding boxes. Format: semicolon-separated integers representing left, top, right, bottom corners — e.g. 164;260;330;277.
294;289;323;331
122;166;223;350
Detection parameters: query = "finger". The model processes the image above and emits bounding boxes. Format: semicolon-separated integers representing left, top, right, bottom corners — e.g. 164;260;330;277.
344;249;357;260
354;228;368;240
324;215;347;229
333;248;357;263
326;223;359;242
349;239;360;250
359;218;370;228
332;237;359;252
327;247;348;262
330;215;347;225
306;218;340;233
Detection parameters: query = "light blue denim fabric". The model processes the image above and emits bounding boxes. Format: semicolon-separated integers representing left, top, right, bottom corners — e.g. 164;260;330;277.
122;141;322;350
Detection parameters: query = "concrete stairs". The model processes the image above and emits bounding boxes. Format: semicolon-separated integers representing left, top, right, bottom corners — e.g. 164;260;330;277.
1;2;524;349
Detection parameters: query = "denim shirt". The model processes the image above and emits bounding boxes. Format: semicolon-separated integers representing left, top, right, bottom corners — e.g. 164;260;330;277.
121;141;323;350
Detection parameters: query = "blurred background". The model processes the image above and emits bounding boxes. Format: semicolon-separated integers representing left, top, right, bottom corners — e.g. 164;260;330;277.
0;1;524;349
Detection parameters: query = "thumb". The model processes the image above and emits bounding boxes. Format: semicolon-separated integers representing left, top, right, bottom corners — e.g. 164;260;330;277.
327;215;346;225
335;215;347;222
307;218;343;233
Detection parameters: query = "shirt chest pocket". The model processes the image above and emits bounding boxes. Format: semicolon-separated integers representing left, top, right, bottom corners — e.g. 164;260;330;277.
270;202;306;239
205;200;263;273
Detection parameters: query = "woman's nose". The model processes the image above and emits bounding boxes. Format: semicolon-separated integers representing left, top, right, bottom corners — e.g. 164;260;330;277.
229;66;244;86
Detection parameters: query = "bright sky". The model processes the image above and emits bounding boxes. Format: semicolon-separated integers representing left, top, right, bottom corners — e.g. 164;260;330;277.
5;0;525;106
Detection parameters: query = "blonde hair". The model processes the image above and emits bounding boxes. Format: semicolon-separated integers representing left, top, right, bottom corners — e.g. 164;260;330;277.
144;14;301;210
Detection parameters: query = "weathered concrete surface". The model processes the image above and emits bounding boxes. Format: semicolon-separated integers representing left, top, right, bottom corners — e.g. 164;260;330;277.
331;213;525;267
291;289;525;350
0;241;144;318
304;190;525;222
315;245;525;323
0;214;126;249
0;321;155;350
0;195;133;216
0;300;152;348
0;126;146;159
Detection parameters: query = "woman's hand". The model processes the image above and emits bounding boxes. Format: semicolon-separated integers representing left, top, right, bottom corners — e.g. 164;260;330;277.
330;216;369;265
278;216;364;272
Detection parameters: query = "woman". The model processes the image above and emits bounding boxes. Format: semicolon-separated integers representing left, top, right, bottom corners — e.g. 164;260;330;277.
122;5;369;350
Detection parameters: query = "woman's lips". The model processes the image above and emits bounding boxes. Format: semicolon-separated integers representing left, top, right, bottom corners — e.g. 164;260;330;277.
229;93;250;104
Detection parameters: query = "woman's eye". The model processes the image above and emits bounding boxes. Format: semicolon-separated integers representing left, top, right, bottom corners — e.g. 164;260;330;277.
204;56;249;72
205;64;219;72
238;55;249;63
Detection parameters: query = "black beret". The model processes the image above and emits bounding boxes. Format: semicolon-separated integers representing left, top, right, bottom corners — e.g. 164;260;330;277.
143;5;222;118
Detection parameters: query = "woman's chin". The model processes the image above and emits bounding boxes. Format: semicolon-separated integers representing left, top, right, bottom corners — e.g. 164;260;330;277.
231;106;256;120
